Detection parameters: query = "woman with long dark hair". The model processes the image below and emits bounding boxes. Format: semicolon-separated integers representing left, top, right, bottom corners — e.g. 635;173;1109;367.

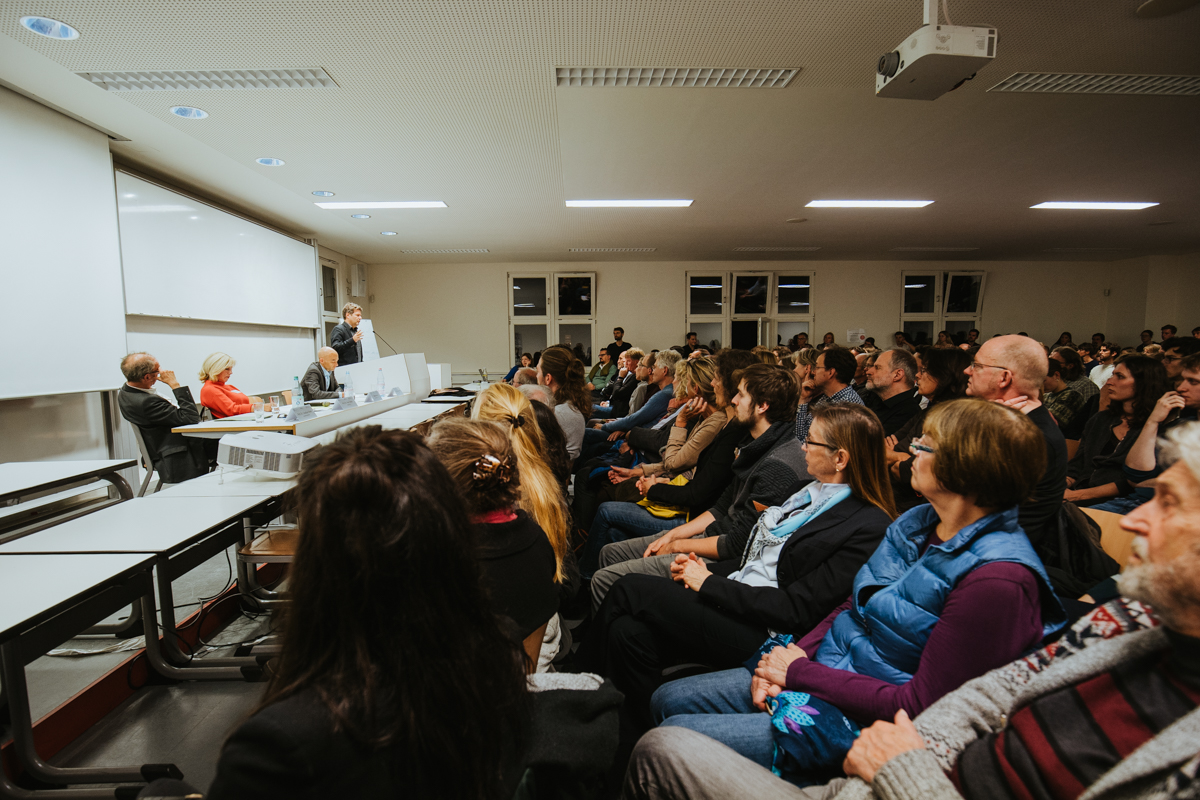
536;345;590;463
207;427;530;800
1066;353;1169;507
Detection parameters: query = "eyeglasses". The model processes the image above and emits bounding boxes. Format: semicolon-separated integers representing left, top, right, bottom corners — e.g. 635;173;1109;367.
971;360;1011;373
1162;355;1182;364
909;437;936;455
804;438;839;451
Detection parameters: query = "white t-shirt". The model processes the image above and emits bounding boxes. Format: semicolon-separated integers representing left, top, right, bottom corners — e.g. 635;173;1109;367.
1091;363;1115;389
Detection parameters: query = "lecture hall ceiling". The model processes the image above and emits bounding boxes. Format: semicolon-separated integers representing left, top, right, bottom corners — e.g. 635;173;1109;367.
1;0;1198;264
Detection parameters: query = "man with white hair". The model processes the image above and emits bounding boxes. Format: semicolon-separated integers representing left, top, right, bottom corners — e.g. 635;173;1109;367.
300;347;340;400
964;335;1067;565
117;352;208;483
624;423;1200;800
519;382;555;407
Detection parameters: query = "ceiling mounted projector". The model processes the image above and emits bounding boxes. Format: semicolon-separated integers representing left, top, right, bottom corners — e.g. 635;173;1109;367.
876;0;997;100
217;431;319;478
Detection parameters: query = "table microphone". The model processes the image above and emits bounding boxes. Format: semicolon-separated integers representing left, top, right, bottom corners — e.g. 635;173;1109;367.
373;330;400;355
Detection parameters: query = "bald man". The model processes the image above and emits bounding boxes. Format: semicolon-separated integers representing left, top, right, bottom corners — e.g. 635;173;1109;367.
965;335;1068;576
301;347;340;401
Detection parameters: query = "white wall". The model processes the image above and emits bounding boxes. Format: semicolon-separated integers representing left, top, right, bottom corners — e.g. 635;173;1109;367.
368;256;1196;374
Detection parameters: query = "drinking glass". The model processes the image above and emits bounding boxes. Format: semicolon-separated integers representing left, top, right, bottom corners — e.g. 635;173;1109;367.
252;401;265;422
270;395;281;413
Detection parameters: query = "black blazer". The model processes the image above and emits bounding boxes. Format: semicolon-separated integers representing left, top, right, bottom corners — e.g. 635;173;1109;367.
117;384;207;484
329;322;362;365
300;362;339;401
698;494;890;636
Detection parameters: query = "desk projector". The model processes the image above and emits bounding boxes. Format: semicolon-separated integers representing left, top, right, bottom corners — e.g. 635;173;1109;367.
217;431;318;478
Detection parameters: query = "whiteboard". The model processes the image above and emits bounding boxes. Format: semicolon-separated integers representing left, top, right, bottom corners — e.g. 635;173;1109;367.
126;316;317;401
117;173;318;329
0;88;128;400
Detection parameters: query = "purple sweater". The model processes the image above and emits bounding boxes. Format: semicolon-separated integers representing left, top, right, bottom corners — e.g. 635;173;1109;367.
785;535;1044;724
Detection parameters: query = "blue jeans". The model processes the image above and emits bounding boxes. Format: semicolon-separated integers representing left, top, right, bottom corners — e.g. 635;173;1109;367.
651;667;774;768
591;404;616;418
1089;494;1149;514
580;501;686;578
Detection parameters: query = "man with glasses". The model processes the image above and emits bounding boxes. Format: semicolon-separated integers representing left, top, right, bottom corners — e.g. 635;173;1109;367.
965;336;1068;578
795;348;863;445
1160;336;1200;387
117;352;208;484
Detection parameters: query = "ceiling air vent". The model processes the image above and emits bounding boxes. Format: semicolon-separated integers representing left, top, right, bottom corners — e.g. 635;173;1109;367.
989;72;1200;96
556;67;798;88
733;246;820;252
77;68;338;91
1043;247;1131;252
568;247;656;252
400;249;489;254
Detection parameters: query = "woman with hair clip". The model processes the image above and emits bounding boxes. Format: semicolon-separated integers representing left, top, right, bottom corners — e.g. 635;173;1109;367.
205;426;531;799
580;403;896;724
427;418;559;669
1066;353;1170;507
536;345;591;463
472;383;572;585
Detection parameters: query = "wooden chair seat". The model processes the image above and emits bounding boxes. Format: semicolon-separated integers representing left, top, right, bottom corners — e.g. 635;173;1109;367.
238;527;300;564
1081;507;1134;572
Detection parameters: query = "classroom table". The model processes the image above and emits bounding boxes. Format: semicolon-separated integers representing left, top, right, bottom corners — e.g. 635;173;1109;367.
0;460;136;506
368;401;468;436
0;552;176;797
171;391;418;439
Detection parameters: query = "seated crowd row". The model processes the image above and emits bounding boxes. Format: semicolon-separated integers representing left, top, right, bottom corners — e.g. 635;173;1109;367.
140;324;1200;800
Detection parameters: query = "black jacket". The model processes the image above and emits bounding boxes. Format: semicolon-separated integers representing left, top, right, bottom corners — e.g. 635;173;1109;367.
871;388;924;437
117;384;207;484
645;419;743;518
601;372;638;417
1067;409;1141;494
701;495;891;636
329;321;362;365
477;512;559;639
300;362;338;401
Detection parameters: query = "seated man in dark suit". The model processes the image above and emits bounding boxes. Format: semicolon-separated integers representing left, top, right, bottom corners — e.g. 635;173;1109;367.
301;347;340;401
117;352;208;484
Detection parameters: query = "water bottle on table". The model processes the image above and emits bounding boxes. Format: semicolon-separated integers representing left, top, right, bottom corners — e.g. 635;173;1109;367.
377;367;386;396
344;374;355;398
293;376;303;407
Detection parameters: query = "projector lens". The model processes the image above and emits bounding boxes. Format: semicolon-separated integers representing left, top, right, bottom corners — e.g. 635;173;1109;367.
878;51;901;78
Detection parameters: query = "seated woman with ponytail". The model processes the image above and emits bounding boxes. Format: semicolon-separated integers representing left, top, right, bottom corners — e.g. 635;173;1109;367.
428;418;559;668
536;345;592;464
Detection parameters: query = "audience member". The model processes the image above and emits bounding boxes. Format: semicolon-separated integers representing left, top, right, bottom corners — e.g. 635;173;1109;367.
1136;328;1156;352
817;332;837;351
795;348;864;444
965;329;979;346
1055;331;1075;348
527;393;572;494
537;346;590;463
1144;342;1164;359
607;327;633;358
512;367;538;386
964;335;1067;568
585;347;616;394
472;384;572;584
627;352;658;414
593;348;642;418
1042;355;1086;434
789;332;810;350
583;403;895;726
625;420;1200;800
1090;340;1119;388
588;363;807;608
198;352;263;418
117;352;208;483
503;352;533;383
1090;331;1105;349
892;331;916;353
428;418;559;667
205;426;532;800
1161;323;1178;343
1076;341;1098;374
1162;336;1200;386
934;331;954;349
862;348;923;436
1066;354;1169;508
583;350;681;459
519;381;553;406
752;345;779;365
643;398;1064;784
1051;345;1100;403
673;332;700;358
851;352;872;399
329;302;365;366
300;346;339;401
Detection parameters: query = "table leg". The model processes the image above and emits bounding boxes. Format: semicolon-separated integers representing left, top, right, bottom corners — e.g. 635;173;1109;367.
102;474;134;502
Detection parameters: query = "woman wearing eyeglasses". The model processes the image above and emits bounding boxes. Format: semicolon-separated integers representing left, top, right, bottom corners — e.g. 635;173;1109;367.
646;399;1066;786
579;403;894;725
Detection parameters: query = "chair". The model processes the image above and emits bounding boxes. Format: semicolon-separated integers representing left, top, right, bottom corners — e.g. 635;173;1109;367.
130;424;164;497
1081;507;1134;572
237;524;299;608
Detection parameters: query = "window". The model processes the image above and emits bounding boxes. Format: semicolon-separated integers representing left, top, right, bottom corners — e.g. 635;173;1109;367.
686;271;815;351
320;259;342;345
508;272;597;367
899;271;986;347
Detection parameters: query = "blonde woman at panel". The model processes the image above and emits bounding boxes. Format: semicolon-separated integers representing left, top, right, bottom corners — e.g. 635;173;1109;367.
198;352;263;419
473;383;571;583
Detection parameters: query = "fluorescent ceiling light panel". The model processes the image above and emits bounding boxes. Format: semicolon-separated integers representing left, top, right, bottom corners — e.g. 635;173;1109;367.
316;201;447;209
568;247;656;252
891;246;978;252
1031;202;1159;210
778;284;810;288
401;249;490;253
807;200;933;208
556;67;798;88
78;67;338;91
118;204;192;213
566;200;693;208
733;246;820;251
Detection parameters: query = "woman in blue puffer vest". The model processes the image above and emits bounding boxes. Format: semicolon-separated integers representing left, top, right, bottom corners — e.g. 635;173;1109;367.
648;398;1067;786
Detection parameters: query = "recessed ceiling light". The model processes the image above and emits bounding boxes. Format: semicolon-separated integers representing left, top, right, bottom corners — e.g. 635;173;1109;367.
255;157;285;166
189;216;198;220
315;201;447;209
786;218;808;223
122;193;135;198
20;15;79;39
806;200;933;208
351;214;371;219
381;231;398;236
566;199;693;208
1031;202;1159;210
169;106;208;119
311;191;335;197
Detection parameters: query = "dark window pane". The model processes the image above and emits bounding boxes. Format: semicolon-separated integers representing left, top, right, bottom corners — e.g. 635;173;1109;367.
513;277;547;316
733;275;768;315
776;276;811;315
513;325;548;362
944;320;977;345
692;322;723;351
731;320;764;349
689;276;724;315
322;266;338;313
903;321;934;347
903;276;936;314
558;324;593;365
558;276;592;316
945;275;982;314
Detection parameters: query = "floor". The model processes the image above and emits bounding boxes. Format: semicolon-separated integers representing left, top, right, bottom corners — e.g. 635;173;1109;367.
10;547;275;794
